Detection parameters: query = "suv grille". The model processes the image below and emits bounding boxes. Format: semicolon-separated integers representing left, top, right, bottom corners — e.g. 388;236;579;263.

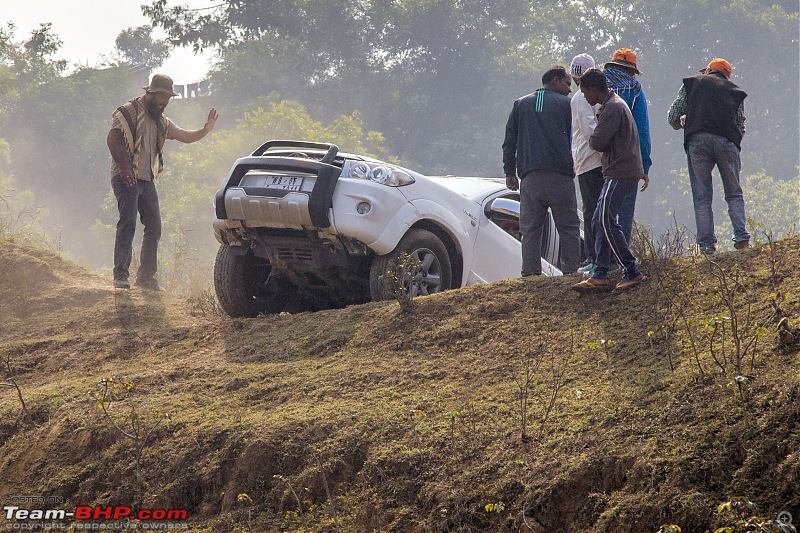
274;246;314;262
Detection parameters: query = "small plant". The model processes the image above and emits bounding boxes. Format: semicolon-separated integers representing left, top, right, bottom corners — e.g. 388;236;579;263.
400;408;427;447
378;252;421;313
590;338;617;395
485;501;505;513
712;497;796;533
187;286;222;317
657;525;682;533
511;350;537;443
647;330;667;384
1;351;30;423
759;229;788;293
236;493;254;532
90;376;169;485
312;450;340;531
654;264;705;377
700;259;773;428
511;335;572;442
445;410;461;450
273;474;308;530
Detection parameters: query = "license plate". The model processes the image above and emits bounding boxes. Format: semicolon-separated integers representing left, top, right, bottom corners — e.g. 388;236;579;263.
265;175;304;191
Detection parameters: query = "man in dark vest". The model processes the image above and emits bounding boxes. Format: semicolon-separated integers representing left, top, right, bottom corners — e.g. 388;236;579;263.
668;58;749;254
107;74;218;290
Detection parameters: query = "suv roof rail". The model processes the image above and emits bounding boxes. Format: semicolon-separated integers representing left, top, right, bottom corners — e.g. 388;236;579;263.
252;140;339;164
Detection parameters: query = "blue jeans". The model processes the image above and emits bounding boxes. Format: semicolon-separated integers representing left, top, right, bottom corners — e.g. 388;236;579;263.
687;132;750;253
592;178;641;280
112;175;161;281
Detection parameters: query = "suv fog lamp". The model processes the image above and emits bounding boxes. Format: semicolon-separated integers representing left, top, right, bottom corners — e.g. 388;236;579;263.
356;201;371;214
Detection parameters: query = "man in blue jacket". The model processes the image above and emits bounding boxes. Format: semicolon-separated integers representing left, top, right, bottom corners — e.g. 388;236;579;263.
503;66;581;277
604;48;652;244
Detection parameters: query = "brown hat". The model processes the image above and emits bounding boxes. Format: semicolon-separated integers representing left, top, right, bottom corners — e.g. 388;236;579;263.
700;58;732;79
604;48;641;75
143;74;179;96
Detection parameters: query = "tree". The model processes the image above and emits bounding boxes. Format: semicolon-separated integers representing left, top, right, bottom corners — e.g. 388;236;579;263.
0;22;66;89
114;26;171;70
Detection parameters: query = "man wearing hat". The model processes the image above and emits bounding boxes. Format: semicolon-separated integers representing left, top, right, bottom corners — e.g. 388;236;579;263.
667;58;749;254
107;73;218;290
604;48;651;244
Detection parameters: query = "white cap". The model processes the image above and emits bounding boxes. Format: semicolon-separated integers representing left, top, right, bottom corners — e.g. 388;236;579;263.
570;53;596;78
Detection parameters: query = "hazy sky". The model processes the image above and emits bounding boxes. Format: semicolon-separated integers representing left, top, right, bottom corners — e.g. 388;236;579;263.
1;0;217;83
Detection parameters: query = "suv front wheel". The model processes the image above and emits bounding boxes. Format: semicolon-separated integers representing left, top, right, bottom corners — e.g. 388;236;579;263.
369;229;452;302
214;245;294;317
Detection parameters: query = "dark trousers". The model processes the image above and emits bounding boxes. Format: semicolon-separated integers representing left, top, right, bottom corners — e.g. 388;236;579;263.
577;166;604;263
592;178;641;281
112;175;161;281
519;170;581;276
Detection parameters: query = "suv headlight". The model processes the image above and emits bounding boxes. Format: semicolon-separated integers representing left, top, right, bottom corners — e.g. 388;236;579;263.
346;162;415;187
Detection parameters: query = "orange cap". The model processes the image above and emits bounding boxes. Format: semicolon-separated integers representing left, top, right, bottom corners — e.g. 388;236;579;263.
604;48;641;74
700;58;732;78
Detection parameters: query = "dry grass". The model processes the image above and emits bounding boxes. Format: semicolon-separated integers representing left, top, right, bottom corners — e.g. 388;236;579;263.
0;236;798;532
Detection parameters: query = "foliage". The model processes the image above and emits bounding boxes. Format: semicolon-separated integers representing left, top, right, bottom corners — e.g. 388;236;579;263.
710;497;797;533
742;171;800;242
90;376;170;486
0;22;66;89
0;138;50;243
377;252;421;314
114;26;171;70
510;336;572;442
1;350;29;422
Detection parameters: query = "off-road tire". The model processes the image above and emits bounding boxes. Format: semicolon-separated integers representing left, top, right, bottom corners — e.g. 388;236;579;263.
369;228;452;301
214;245;291;317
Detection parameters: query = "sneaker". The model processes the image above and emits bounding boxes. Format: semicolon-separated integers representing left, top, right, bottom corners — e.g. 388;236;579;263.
577;261;595;274
571;277;612;294
134;277;164;291
613;273;647;292
734;240;750;250
114;279;131;289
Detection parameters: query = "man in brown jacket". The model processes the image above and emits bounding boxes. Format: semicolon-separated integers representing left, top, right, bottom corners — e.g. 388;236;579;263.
572;68;647;293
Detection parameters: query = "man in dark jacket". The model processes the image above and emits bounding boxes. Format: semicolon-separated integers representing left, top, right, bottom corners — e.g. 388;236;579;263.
502;66;581;277
667;58;749;254
572;68;647;293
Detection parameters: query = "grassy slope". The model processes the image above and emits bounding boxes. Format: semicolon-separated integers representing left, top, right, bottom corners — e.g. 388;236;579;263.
0;236;798;532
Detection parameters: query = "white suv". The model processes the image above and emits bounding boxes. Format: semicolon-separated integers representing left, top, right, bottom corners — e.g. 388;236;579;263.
212;140;574;317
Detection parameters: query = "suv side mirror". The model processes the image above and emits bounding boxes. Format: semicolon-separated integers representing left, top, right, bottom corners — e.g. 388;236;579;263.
485;197;521;220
